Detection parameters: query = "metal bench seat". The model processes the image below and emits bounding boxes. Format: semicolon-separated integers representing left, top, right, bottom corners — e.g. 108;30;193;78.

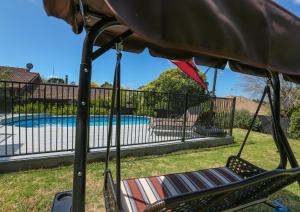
104;156;300;212
120;167;242;212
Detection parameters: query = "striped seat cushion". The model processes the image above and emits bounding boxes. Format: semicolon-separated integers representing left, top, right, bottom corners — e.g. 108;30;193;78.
120;167;243;212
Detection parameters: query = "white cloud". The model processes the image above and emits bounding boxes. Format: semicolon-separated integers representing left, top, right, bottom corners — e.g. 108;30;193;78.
290;0;300;5
294;0;300;4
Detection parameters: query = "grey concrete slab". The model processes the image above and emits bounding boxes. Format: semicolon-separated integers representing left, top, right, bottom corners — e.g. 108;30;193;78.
0;122;203;157
0;136;233;172
0;114;233;172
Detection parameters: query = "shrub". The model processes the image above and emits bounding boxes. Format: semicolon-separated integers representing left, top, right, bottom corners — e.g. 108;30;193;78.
134;107;157;117
288;108;300;139
13;102;108;115
234;109;261;131
90;106;108;115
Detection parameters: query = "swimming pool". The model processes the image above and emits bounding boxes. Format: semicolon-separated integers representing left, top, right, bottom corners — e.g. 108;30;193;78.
1;115;150;128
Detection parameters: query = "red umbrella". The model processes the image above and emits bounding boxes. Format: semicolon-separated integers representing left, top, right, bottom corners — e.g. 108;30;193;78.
171;59;207;90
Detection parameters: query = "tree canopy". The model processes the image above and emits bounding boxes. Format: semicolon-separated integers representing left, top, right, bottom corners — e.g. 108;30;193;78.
0;70;10;87
239;74;300;117
140;68;207;95
91;81;100;87
0;70;10;81
289;107;300;139
100;81;113;88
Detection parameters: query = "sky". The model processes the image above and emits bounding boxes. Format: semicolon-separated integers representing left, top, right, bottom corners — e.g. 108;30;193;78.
0;0;299;97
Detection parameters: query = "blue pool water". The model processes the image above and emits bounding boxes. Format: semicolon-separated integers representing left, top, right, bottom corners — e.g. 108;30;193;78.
2;115;150;128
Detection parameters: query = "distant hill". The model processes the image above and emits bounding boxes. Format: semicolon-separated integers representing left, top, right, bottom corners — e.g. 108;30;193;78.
226;96;269;115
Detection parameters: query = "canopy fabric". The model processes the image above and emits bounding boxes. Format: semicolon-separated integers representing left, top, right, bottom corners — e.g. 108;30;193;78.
171;60;207;90
43;0;300;84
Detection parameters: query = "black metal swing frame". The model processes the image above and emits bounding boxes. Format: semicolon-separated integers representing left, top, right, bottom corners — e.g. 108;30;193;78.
50;16;300;212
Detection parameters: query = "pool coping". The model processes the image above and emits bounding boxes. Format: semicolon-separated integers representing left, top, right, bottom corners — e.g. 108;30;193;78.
0;136;233;173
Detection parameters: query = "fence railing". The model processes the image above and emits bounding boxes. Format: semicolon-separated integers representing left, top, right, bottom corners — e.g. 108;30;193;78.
0;80;235;157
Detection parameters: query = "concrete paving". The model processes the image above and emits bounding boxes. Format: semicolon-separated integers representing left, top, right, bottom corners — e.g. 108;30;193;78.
0;123;202;157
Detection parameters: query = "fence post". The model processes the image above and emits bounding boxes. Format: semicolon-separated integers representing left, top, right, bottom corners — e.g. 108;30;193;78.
87;89;91;153
229;97;236;136
4;81;7;156
182;92;188;142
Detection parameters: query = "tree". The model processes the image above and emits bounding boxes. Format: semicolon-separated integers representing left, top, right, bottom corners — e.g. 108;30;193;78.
0;70;10;80
91;81;100;87
137;68;208;117
234;109;262;131
0;70;10;87
288;107;300;139
100;81;113;88
140;68;207;95
238;75;267;98
40;76;48;83
239;74;300;117
280;84;300;117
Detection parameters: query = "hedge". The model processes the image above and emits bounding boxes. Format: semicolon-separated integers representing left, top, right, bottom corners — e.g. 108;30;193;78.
289;108;300;139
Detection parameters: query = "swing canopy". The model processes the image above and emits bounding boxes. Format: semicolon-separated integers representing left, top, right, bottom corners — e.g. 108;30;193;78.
43;1;300;212
44;0;300;83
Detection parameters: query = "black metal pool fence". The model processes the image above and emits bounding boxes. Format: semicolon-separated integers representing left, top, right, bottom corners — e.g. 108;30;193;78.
0;80;236;157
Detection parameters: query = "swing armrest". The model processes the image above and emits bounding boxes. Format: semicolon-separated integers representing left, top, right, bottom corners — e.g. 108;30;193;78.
226;156;266;179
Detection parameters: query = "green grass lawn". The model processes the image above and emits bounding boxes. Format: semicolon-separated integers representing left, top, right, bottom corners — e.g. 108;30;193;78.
0;129;300;211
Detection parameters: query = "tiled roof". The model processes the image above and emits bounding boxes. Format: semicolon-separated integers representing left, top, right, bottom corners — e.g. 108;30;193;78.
0;66;40;83
31;85;108;101
0;66;108;101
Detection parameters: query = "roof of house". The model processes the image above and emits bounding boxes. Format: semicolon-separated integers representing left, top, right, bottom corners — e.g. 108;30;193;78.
0;66;41;83
31;84;108;101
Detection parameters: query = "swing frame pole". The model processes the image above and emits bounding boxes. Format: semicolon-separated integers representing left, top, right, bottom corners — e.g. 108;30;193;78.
236;73;298;173
115;43;123;209
71;16;133;211
269;74;299;172
72;18;121;212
